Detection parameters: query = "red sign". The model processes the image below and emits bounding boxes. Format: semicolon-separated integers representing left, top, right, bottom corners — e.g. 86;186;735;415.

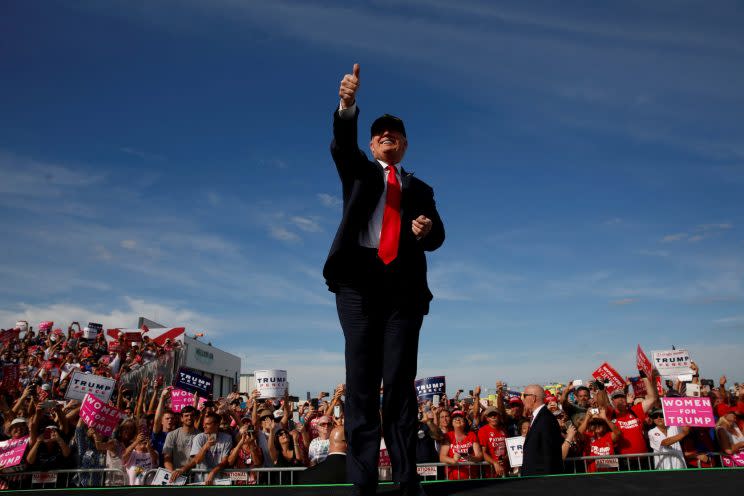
0;364;19;392
592;362;625;394
636;345;654;378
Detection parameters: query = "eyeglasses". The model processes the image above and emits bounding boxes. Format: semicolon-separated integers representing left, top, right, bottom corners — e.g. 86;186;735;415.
521;393;536;399
650;414;663;419
318;423;331;427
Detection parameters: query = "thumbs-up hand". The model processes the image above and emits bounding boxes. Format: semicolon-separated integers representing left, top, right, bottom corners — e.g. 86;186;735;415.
339;63;360;109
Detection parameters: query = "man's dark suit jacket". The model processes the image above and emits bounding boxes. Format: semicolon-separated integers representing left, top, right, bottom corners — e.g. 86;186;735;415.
521;406;564;476
322;107;445;314
295;453;348;485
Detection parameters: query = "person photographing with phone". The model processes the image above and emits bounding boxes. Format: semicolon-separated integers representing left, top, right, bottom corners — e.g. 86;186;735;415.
325;62;445;496
174;412;232;485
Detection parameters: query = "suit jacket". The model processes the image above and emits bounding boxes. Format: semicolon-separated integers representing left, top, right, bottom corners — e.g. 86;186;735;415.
521;406;564;476
323;107;445;314
295;453;348;485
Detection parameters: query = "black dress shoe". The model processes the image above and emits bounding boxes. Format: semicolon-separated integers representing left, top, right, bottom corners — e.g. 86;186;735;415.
400;481;427;496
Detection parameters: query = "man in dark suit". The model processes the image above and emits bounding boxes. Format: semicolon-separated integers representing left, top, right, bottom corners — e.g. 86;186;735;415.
297;425;348;485
324;63;445;496
521;384;564;476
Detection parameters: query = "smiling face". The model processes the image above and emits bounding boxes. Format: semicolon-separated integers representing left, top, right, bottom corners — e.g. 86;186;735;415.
370;129;407;164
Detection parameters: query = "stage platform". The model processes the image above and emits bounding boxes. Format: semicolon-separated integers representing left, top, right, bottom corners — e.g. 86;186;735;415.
4;469;742;495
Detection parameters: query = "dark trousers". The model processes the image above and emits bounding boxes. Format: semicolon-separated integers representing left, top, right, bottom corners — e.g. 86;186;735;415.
336;281;424;487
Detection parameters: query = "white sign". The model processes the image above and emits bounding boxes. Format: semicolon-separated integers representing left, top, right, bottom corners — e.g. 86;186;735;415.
150;468;187;486
652;349;693;376
254;369;288;398
32;472;57;484
214;478;233;486
64;371;116;403
416;466;437;477
505;436;525;468
686;384;701;397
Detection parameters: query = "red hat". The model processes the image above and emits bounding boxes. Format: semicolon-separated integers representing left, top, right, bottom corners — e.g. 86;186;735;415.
508;397;523;406
451;410;466;418
545;395;557;403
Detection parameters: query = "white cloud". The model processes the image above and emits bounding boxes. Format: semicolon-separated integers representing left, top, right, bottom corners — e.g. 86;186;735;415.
317;193;341;208
269;226;300;242
0;297;220;335
662;232;688;242
290;216;322;233
120;239;137;250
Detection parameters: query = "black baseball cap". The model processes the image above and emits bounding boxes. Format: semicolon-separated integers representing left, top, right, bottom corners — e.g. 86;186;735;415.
371;114;406;138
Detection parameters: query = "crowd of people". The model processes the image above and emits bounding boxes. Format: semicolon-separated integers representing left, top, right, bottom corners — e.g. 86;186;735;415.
0;320;742;488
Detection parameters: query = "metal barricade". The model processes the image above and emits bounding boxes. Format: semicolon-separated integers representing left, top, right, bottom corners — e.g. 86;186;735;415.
706;452;744;468
564;452;687;473
0;468;128;489
143;467;307;486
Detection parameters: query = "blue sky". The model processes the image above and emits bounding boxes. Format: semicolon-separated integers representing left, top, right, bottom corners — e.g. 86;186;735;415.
1;1;743;394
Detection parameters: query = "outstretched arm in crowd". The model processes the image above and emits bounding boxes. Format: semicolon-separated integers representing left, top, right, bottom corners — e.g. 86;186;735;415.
495;382;507;417
599;408;622;443
250;389;260;427
639;371;658;413
471;386;481;424
324;384;345;417
134;378;150;418
719;376;728;404
153;388;170;434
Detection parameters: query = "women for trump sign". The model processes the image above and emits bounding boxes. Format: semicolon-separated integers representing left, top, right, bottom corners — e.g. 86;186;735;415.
661;397;715;427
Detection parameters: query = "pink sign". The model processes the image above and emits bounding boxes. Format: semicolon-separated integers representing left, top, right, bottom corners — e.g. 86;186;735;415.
169;388;206;412
661;397;715;427
0;436;29;469
592;362;625;394
636;345;654;378
80;393;126;436
722;453;744;467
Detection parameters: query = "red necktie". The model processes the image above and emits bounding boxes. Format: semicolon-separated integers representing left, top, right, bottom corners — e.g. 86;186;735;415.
378;165;401;264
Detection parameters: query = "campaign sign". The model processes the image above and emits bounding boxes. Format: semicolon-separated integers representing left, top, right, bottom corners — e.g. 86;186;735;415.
80;393;126;437
591;362;625;394
122;331;143;349
151;468;187;486
652;349;693;376
661;397;715;427
254;369;288;399
170;388;194;412
32;472;58;484
65;370;116;403
630;377;648;398
417;466;437;477
0;364;19;392
505;436;524;468
636;345;654;378
722;453;744;467
0;436;29;469
414;376;446;403
176;367;213;398
84;323;103;340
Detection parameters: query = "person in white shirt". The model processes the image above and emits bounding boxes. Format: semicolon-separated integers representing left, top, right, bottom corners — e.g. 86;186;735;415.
647;408;688;470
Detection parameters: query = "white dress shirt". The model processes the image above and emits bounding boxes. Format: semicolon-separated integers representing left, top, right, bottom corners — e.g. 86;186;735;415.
338;103;403;248
530;404;546;427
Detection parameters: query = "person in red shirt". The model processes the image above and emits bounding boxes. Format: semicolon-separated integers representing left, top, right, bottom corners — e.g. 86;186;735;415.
608;372;657;470
578;408;622;473
439;410;483;480
477;407;508;477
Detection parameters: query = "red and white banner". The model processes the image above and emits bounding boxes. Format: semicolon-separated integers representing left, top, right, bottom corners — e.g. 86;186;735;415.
80;394;126;437
105;327;185;348
636;345;654;378
592;362;625;394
